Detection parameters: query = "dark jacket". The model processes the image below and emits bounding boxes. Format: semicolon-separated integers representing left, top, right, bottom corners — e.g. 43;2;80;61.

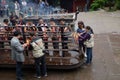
79;32;91;42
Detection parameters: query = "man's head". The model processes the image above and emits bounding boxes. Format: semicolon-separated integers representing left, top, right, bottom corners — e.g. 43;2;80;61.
15;1;18;3
38;18;44;24
59;18;65;25
3;19;9;24
78;21;85;28
39;0;42;2
13;30;21;38
49;18;56;25
50;18;55;22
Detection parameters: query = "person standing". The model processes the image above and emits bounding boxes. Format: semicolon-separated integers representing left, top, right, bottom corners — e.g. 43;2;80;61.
0;19;11;48
84;26;94;65
49;18;60;56
85;0;90;12
1;0;9;17
77;21;86;54
36;18;48;52
21;0;27;14
10;30;27;80
1;0;6;17
80;26;94;65
38;0;45;15
29;32;47;79
2;19;11;32
0;19;8;48
27;7;33;16
18;16;26;26
14;1;20;17
9;12;18;26
59;18;71;57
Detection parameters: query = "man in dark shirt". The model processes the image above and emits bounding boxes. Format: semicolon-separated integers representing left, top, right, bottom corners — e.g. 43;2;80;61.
59;18;70;57
9;12;18;26
37;18;48;52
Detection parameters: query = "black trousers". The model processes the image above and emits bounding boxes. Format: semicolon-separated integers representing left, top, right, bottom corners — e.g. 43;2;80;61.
34;55;47;76
62;37;68;57
0;42;4;48
16;62;23;80
52;37;59;53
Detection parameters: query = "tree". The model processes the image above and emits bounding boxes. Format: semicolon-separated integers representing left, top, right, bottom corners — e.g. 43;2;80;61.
90;0;120;11
105;0;115;10
90;0;106;10
114;0;120;10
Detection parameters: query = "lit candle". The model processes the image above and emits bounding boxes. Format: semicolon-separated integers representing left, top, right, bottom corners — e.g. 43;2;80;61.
26;39;30;45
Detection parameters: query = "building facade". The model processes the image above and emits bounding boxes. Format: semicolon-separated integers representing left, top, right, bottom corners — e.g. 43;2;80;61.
60;0;93;12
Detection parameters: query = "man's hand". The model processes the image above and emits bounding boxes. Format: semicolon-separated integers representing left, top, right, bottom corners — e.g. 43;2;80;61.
22;43;28;48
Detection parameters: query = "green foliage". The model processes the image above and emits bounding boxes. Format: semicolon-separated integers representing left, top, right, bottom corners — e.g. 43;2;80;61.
90;0;107;11
114;0;120;10
90;2;100;10
90;0;120;11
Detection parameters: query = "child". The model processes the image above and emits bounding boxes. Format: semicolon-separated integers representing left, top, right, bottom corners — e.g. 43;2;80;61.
84;26;94;65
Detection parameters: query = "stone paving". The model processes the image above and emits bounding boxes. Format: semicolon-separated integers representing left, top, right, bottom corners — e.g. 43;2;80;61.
76;10;120;80
76;10;120;34
0;10;120;80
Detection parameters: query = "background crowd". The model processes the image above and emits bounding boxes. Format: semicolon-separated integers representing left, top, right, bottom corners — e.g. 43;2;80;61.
0;0;69;18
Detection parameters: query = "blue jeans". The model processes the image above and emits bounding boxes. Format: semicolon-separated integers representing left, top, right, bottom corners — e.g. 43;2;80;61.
34;55;47;76
16;62;23;80
86;48;93;64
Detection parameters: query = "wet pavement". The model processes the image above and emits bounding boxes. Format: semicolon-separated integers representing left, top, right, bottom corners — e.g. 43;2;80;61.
0;10;120;80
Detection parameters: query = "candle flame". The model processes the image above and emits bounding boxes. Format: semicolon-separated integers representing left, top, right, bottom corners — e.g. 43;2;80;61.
26;39;30;45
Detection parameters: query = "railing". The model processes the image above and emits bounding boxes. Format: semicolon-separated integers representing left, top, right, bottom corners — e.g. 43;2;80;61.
0;26;84;68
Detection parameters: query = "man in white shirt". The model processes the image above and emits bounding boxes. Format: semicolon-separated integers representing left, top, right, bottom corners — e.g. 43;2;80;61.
14;1;20;17
21;0;27;14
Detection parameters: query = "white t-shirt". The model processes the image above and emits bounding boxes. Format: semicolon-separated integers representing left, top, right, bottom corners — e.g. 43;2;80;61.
15;3;20;10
